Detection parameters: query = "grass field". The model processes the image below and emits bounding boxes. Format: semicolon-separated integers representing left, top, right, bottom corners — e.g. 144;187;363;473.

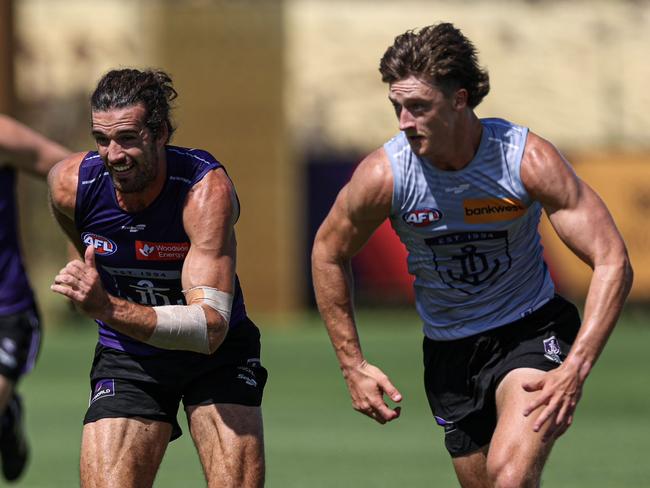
15;309;650;487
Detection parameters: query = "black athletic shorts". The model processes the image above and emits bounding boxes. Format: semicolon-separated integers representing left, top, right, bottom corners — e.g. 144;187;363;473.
0;306;41;382
423;295;581;457
84;317;268;441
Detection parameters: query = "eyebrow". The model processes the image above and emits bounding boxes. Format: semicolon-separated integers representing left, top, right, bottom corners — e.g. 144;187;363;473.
388;95;428;104
91;126;141;136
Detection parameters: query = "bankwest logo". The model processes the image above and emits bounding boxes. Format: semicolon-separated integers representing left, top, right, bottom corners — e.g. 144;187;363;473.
463;198;525;223
135;240;189;261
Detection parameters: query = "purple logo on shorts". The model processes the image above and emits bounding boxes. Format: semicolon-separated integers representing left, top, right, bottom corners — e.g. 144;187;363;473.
435;415;457;435
90;379;115;405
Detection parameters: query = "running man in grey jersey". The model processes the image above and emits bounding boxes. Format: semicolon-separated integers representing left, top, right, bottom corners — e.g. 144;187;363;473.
0;115;69;481
312;23;633;487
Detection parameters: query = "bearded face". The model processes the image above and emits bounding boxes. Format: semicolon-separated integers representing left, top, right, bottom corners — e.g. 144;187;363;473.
91;103;165;194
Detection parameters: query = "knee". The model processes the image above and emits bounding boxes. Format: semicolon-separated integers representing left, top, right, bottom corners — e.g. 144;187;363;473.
486;456;540;488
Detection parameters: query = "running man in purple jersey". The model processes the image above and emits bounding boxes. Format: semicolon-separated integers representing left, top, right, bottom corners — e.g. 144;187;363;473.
48;69;267;488
312;23;633;487
0;115;69;481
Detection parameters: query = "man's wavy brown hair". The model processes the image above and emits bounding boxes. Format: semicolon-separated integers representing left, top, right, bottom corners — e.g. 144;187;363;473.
379;23;490;108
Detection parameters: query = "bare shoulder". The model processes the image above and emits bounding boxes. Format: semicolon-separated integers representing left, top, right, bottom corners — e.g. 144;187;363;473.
186;167;236;211
521;131;580;208
47;152;86;216
346;147;393;219
183;167;238;238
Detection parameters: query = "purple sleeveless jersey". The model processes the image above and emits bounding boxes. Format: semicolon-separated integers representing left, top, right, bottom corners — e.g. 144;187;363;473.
75;146;248;355
0;166;36;315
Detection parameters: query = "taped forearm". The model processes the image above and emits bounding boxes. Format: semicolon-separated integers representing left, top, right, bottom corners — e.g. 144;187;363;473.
148;304;210;353
146;286;234;354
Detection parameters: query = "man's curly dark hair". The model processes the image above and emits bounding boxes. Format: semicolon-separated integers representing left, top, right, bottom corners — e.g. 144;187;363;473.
91;68;177;142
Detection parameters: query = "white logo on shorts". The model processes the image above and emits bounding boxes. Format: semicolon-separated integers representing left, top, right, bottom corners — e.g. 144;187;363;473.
0;348;16;368
236;373;258;387
543;336;563;364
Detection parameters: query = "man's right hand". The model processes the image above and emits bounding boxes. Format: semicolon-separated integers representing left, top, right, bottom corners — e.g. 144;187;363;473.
51;245;112;320
342;361;402;424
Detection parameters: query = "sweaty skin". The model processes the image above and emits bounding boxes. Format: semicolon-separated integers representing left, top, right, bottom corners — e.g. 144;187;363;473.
312;74;632;486
48;99;265;487
48;104;238;353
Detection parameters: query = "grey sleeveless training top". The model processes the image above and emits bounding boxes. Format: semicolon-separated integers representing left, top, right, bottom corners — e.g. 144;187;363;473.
385;118;555;340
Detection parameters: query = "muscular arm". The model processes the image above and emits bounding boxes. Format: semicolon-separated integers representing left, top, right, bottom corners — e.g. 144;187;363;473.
49;160;237;354
312;148;402;423
0;115;70;177
180;168;238;350
520;132;633;434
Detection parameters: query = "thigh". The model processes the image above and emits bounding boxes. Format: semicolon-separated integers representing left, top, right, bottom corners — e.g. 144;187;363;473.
487;368;556;484
81;417;172;488
86;345;186;440
186;404;265;488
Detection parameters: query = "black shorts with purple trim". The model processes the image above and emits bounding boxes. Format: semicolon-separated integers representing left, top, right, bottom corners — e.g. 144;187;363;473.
0;306;41;382
84;317;267;441
422;294;581;457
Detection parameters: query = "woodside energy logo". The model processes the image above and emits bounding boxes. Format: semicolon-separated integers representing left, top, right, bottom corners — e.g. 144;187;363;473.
463;198;525;223
135;241;190;261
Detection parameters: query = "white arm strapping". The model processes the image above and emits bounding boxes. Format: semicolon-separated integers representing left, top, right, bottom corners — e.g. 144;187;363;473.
146;286;234;354
148;304;209;354
183;286;234;325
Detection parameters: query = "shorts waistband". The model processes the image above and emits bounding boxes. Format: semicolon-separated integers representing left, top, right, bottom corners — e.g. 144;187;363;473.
425;295;573;345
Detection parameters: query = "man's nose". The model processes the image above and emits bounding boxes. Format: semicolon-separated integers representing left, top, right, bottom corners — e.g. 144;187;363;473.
399;109;415;131
106;140;124;161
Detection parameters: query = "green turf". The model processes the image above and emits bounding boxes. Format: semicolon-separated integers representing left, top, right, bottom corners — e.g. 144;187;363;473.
14;310;650;487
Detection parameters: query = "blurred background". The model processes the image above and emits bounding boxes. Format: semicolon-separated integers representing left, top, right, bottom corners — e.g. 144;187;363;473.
1;0;649;486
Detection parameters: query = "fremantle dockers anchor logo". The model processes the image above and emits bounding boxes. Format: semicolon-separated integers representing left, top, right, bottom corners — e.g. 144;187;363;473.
543;336;563;364
128;279;184;306
425;231;512;295
448;244;501;285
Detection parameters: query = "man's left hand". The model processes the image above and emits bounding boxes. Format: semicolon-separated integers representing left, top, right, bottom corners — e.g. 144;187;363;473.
521;361;588;441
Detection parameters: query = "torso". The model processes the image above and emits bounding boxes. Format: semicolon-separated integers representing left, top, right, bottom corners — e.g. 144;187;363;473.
386;118;555;340
74;146;248;354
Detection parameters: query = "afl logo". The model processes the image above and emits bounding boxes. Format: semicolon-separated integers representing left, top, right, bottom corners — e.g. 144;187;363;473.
402;208;443;227
82;232;117;256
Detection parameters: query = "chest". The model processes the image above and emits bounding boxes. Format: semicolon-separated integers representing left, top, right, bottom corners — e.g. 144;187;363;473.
80;197;189;270
395;169;528;238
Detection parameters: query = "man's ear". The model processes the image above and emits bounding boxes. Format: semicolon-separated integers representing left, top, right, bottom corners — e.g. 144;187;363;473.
453;88;469;110
156;123;170;148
